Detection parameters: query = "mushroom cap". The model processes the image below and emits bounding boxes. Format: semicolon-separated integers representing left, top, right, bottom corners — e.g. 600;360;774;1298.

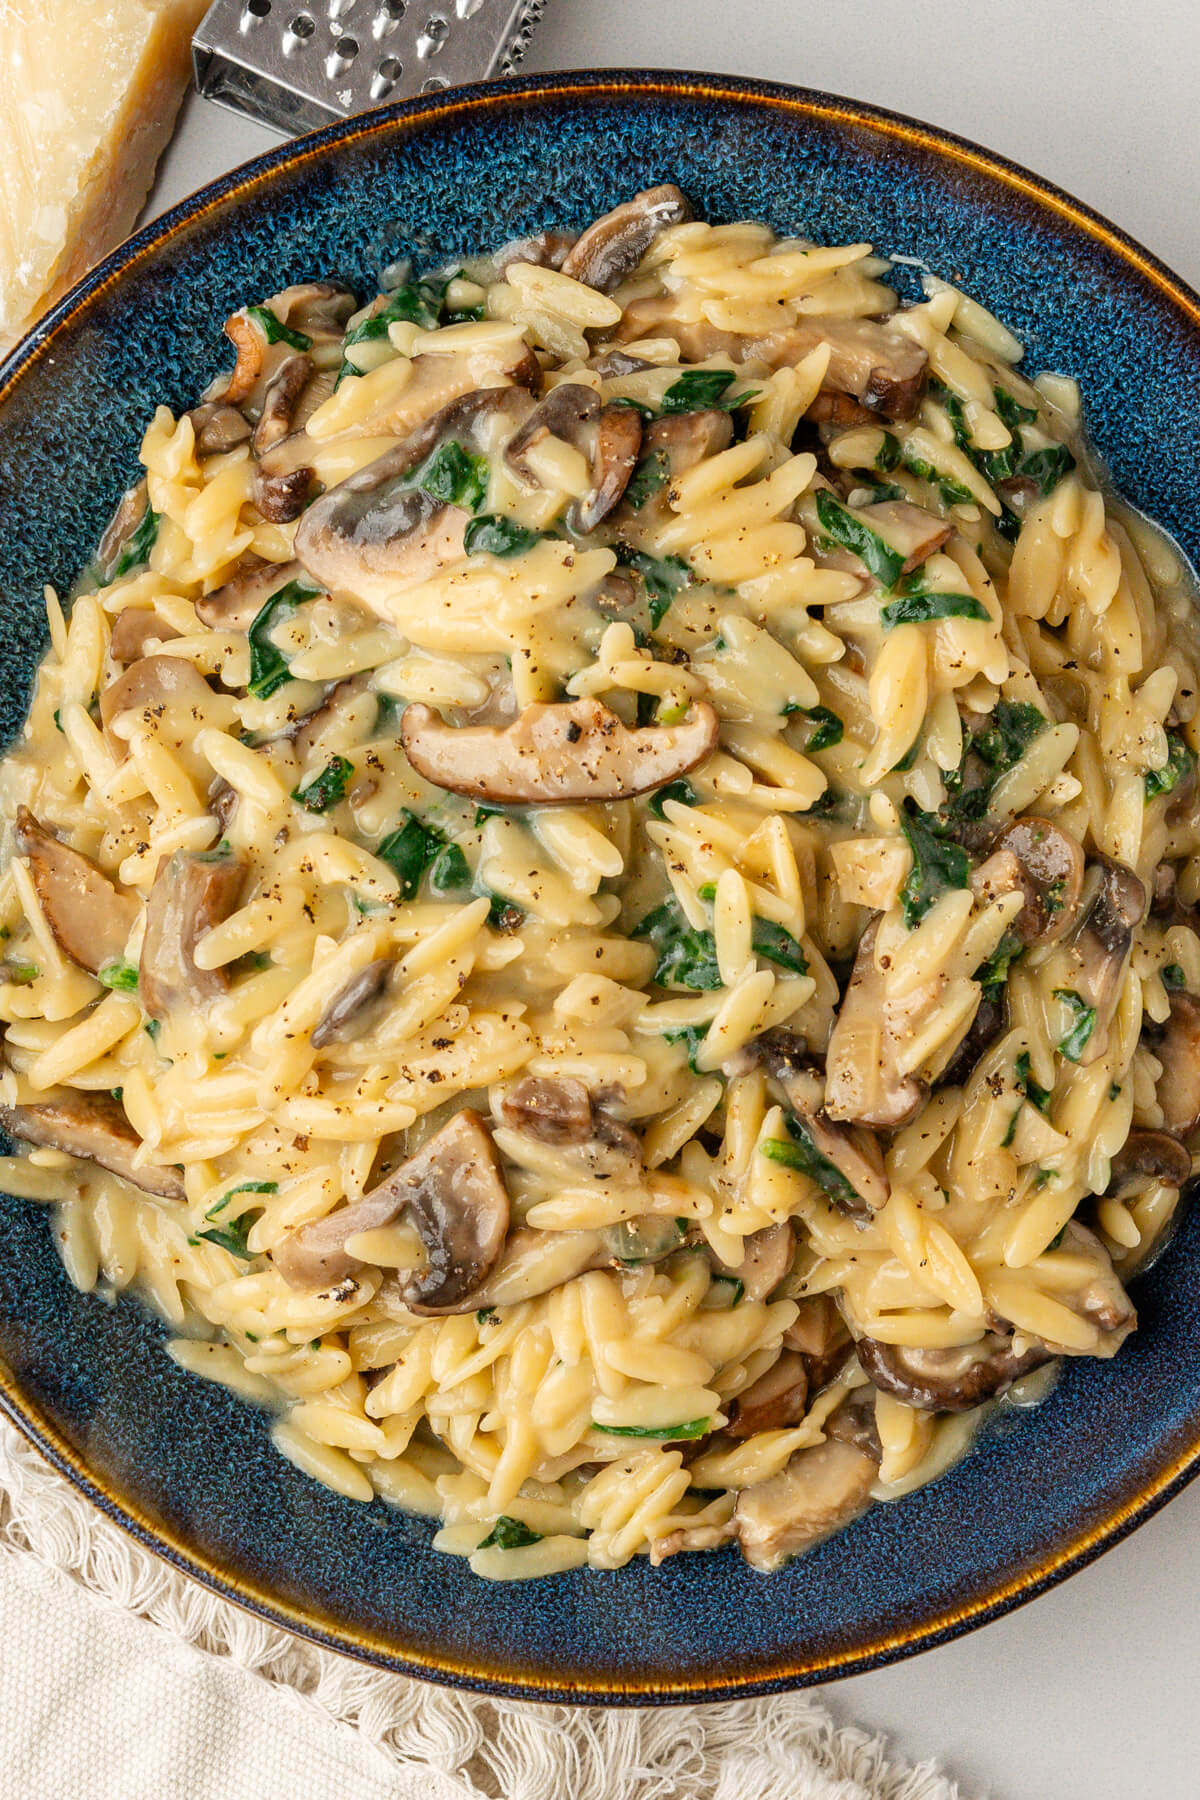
0;1095;184;1200
506;384;643;532
734;1437;877;1571
139;850;246;1020
975;816;1086;946
195;558;305;632
310;958;392;1049
856;1332;1052;1413
1106;1128;1191;1196
400;696;720;805
12;807;137;976
561;185;694;293
108;608;182;664
1155;992;1200;1137
394;1110;511;1313
748;317;929;421
727;1350;809;1438
98;655;215;750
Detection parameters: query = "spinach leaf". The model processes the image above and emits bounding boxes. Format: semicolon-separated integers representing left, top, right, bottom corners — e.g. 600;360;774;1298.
974;931;1023;998
2;960;38;986
592;1419;711;1440
899;802;971;927
615;545;695;629
875;431;902;473
193;1212;259;1260
1162;963;1188;991
478;1515;543;1550
413;439;489;512
647;777;697;819
900;448;975;507
377;811;446;900
1014;1050;1052;1113
1145;729;1196;801
815;490;904;588
1053;988;1097;1063
464;514;541;557
994;387;1038;431
107;505;160;582
1018;445;1075;495
880;589;990;627
97;960;139;992
660;369;760;413
428;843;470;894
245;304;311;351
291;755;353;813
760;1113;862;1208
788;705;843;752
624;448;670;511
247;577;322;700
207;1180;278;1218
487;893;524;932
633;899;721;990
664;1023;707;1073
750;919;809;975
973;700;1048;771
341;277;446;354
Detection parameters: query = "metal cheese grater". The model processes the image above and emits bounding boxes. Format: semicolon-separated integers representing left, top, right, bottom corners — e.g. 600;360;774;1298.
193;0;549;136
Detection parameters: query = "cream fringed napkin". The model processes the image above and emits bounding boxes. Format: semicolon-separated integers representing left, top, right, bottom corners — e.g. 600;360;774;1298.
0;1419;974;1800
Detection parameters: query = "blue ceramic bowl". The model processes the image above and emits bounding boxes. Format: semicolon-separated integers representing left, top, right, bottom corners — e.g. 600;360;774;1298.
1;71;1198;1705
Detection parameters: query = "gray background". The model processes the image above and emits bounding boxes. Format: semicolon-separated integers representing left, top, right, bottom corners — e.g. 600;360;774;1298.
153;4;1200;1794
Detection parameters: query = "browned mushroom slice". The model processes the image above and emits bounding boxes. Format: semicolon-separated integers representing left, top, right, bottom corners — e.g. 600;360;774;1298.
613;409;735;535
824;1386;883;1461
310;958;392;1048
726;1220;795;1301
972;816;1085;947
824;919;928;1130
253;434;320;524
850;499;951;575
270;281;357;343
108;609;182;663
500;1075;593;1143
561;185;693;293
783;1294;852;1390
589;348;653;378
251;352;314;455
1073;858;1145;1021
804;391;877;428
0;1095;184;1200
650;1520;737;1564
506;383;643;532
750;317;929;422
13;807;136;975
139;850;246;1020
97;481;151;574
727;1350;809;1438
275;1109;510;1308
1106;1129;1191;1196
401;697;719;805
379;341;540;441
195;558;304;631
98;655;215;750
492;230;577;277
734;1437;877;1571
1155;993;1200;1137
1050;1221;1137;1353
187;402;253;456
221;310;267;404
751;1029;890;1215
856;1333;1052;1414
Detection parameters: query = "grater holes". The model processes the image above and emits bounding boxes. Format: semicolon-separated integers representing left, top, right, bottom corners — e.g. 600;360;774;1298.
325;33;359;74
370;53;403;97
327;0;357;16
416;12;449;57
241;0;271;19
372;0;405;31
285;10;316;46
421;73;449;91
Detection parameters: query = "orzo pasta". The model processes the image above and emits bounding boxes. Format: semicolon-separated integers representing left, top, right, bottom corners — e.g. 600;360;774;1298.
1;186;1196;1577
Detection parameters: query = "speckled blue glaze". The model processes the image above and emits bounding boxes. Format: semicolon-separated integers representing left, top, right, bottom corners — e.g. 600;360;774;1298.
0;72;1198;1705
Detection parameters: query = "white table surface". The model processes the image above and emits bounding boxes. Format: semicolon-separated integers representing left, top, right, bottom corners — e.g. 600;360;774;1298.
147;6;1200;1797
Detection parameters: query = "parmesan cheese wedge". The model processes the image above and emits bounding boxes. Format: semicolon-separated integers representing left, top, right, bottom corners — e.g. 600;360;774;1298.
0;0;210;356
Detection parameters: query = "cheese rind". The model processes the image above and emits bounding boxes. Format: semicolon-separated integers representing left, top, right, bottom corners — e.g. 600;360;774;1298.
0;0;209;355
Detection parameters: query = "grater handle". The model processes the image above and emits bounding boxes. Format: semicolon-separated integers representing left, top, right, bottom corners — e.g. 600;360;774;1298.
193;0;548;137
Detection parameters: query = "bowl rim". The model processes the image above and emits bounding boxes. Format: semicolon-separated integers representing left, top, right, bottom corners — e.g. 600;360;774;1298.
1;65;1199;1704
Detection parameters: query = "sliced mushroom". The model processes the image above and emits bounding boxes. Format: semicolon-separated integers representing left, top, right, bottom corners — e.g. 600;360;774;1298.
253;434;320;524
195;558;304;631
108;609;182;663
209;777;238;833
1064;856;1145;1062
98;655;215;750
589;348;653;378
139;850;246;1020
850;499;951;575
251;352;314;455
401;697;719;805
506;383;643;532
750;317;929;422
221;310;268;405
1154;993;1200;1137
751;1029;891;1215
940;987;1005;1087
492;231;577;278
734;1437;877;1571
378;340;540;442
856;1333;1052;1414
187;401;253;456
0;1095;185;1200
783;1294;852;1391
613;409;735;535
561;185;693;293
310;958;392;1048
824;919;929;1130
650;1520;737;1564
293;388;526;611
269;280;357;343
1049;1221;1136;1352
727;1220;795;1301
12;807;136;975
972;816;1085;947
727;1350;809;1438
824;1386;883;1462
97;481;150;574
1106;1129;1191;1197
805;390;877;428
500;1074;593;1143
601;1216;688;1265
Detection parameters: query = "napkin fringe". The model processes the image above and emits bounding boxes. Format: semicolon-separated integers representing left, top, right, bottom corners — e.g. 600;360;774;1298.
0;1424;971;1800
